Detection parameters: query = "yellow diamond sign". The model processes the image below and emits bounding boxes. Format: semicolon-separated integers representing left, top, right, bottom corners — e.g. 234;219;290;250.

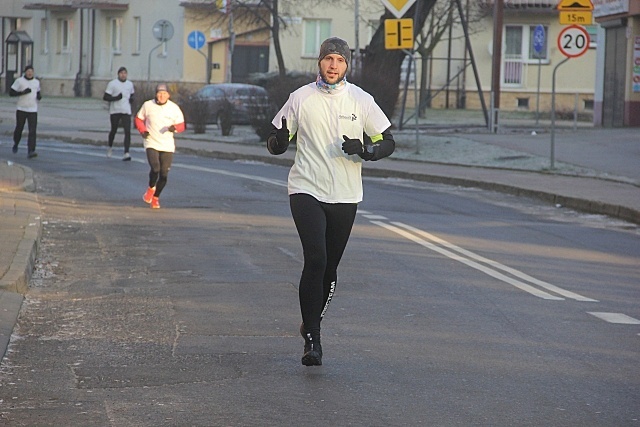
380;0;417;19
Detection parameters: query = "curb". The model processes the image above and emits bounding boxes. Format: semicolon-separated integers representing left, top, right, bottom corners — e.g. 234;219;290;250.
0;165;41;360
0;290;24;360
176;146;640;226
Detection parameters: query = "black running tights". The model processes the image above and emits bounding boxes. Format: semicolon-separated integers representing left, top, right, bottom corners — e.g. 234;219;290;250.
289;193;357;336
146;148;173;197
108;113;131;152
14;110;37;153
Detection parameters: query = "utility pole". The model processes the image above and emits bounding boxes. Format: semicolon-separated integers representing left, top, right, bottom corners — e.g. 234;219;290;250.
354;0;360;75
490;0;503;132
227;7;235;83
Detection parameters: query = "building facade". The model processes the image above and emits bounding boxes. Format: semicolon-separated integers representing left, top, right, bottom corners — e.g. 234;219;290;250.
0;0;270;98
5;0;632;127
593;0;640;127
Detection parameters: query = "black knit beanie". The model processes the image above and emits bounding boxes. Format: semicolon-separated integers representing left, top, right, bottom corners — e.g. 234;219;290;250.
318;37;351;67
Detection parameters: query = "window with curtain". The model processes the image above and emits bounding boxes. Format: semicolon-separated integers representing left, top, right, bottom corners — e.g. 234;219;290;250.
110;18;122;53
303;19;331;57
585;25;598;48
40;18;48;54
59;19;71;53
504;24;550;61
134;17;141;54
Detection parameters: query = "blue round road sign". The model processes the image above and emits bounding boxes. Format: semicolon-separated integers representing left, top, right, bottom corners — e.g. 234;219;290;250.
533;24;545;55
188;30;206;50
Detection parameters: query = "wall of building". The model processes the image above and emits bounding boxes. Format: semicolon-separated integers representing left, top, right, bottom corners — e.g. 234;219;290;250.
625;14;640;125
1;0;605;122
270;0;386;75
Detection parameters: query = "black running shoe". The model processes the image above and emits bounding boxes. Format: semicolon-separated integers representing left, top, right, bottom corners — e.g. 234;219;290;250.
300;323;311;354
301;333;322;366
27;151;37;159
12;144;18;154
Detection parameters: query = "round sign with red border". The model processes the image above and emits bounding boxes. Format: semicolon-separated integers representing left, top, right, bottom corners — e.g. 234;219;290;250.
557;25;590;58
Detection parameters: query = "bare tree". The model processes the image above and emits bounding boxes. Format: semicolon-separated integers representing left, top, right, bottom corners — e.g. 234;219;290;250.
358;0;439;119
185;0;342;78
232;0;286;76
414;0;486;115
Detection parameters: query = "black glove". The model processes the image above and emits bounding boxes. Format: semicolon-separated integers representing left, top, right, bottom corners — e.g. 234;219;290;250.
342;135;364;155
275;117;289;146
142;131;150;138
168;125;176;132
21;88;32;95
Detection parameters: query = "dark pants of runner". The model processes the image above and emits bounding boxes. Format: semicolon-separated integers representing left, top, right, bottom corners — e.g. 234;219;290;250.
146;148;173;197
289;193;357;336
14;110;38;153
108;113;131;152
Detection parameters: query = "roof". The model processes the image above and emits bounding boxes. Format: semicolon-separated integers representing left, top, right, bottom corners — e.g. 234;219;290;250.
479;0;558;8
5;31;33;44
23;1;128;10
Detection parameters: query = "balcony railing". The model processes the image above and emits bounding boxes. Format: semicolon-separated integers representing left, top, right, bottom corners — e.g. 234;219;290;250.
478;0;557;8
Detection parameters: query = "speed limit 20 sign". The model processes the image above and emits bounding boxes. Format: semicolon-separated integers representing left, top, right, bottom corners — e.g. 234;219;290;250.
557;25;590;58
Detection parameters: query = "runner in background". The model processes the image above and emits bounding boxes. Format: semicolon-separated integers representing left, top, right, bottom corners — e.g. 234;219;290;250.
103;66;135;160
135;83;185;209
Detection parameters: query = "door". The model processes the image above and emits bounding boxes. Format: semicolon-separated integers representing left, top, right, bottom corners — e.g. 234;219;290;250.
602;26;626;127
231;45;269;83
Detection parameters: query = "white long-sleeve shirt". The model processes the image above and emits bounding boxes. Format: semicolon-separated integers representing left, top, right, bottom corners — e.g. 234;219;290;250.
272;82;390;203
136;99;185;153
11;76;40;113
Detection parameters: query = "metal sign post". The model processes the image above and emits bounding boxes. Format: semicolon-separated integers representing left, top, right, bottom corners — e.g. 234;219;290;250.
533;24;545;126
148;20;174;81
550;25;589;169
187;30;208;82
550;57;569;170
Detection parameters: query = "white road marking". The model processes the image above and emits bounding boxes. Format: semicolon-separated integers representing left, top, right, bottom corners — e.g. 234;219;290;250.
39;144;604;305
588;312;640;324
173;162;287;187
361;214;388;220
393;222;598;302
37;145;288;187
371;220;564;300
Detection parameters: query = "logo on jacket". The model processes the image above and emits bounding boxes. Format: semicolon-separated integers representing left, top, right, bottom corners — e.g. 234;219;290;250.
338;113;357;122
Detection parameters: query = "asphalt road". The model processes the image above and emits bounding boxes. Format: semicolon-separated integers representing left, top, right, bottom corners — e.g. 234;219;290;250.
1;141;638;426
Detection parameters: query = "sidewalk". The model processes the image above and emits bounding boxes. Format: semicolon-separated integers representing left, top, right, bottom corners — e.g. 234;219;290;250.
1;95;639;359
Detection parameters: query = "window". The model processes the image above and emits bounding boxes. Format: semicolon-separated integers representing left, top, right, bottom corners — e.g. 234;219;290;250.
400;56;416;87
517;97;529;109
583;99;594;110
110;18;122;53
58;19;71;53
134;17;141;54
504;26;524;85
40;18;49;54
585;25;597;48
303;19;331;57
502;24;549;86
504;25;549;61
